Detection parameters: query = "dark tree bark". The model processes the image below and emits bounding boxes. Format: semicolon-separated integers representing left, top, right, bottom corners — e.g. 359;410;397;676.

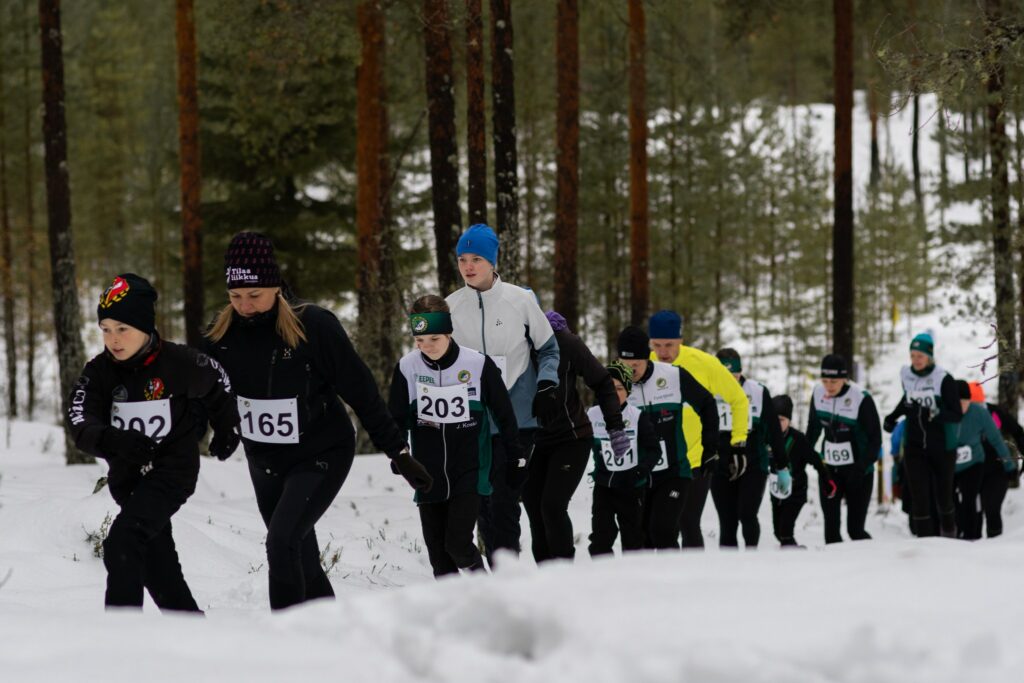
465;0;487;225
175;0;203;346
985;0;1018;413
39;0;88;463
867;80;880;189
423;0;461;294
22;0;37;419
553;0;579;329
628;0;649;327
0;64;17;417
490;0;520;283
832;0;854;364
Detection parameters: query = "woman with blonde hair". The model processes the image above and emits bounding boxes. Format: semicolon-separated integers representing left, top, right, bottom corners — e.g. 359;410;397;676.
205;232;431;610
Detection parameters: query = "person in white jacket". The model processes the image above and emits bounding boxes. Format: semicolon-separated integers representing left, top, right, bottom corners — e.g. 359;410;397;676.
446;224;561;561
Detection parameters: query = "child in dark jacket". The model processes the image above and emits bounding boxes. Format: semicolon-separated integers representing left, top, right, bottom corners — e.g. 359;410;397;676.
587;361;662;556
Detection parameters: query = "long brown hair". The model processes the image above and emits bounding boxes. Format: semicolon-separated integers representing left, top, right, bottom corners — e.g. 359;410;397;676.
205;290;308;348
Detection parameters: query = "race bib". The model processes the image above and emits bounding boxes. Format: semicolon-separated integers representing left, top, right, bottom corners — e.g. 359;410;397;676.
768;472;791;500
907;390;935;410
601;438;638;472
238;396;300;444
956;445;974;465
489;355;507;379
111;400;171;442
717;398;733;432
652;439;669;472
823;440;854;466
416;382;471;424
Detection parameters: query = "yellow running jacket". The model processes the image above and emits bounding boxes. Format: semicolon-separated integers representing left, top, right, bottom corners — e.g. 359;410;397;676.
650;345;749;468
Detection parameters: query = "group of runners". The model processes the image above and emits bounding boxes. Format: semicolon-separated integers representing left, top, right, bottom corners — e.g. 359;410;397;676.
67;224;1023;612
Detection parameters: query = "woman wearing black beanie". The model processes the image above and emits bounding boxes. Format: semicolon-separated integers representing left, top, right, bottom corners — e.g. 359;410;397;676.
205;232;432;610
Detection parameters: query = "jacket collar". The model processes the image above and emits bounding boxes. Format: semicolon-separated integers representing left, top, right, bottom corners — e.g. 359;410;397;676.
470;274;504;302
421;339;460;371
107;332;162;370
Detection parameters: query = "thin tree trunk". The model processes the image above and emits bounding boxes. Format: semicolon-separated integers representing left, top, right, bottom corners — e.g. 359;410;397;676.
522;116;536;289
0;62;18;417
1015;100;1024;401
490;0;520;282
986;0;1018;413
175;0;203;346
423;0;461;294
553;0;579;328
832;0;855;363
868;82;880;189
628;0;648;326
22;0;37;419
39;0;88;463
465;0;487;225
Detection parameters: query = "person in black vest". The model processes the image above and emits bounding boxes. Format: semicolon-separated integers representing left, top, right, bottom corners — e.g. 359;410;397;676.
68;274;240;611
523;311;629;563
204;232;431;610
769;395;835;548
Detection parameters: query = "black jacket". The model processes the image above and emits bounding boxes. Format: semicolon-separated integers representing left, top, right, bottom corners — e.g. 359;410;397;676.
67;335;238;500
779;427;828;500
885;368;961;453
388;341;521;504
535;328;624;447
590;404;661;489
204;302;406;467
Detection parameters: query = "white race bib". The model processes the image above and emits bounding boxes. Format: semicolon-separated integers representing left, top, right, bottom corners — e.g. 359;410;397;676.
601;438;638;472
717;398;733;432
907;390;935;410
416;382;472;424
768;472;791;500
956;445;974;465
823;440;854;466
238;396;300;444
111;400;171;442
652;440;669;472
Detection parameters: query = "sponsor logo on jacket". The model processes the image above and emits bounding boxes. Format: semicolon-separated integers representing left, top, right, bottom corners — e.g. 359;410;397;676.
144;378;165;400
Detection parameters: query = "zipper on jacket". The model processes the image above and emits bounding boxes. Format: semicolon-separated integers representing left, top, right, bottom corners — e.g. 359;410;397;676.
477;290;487;355
439;366;451;499
267;348;278;396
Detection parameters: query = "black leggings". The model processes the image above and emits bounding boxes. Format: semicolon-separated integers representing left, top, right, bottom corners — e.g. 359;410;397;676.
979;455;1009;538
248;451;351;610
643;476;690;549
710;468;768;548
589;485;645;555
771;493;807;547
522;437;591;562
419;493;484;577
478;430;535;563
820;465;873;544
903;444;956;537
680;469;711;549
954;464;984;540
103;472;200;612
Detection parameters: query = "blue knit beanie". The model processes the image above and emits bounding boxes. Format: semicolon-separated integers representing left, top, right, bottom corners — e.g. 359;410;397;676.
910;333;934;358
456;224;499;266
648;310;682;339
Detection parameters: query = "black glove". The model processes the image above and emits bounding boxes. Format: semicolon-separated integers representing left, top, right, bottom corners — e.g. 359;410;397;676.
699;449;719;478
391;448;433;492
883;414;898;433
100;427;157;465
721;443;747;482
531;380;559;426
209;427;241;461
506;448;530;489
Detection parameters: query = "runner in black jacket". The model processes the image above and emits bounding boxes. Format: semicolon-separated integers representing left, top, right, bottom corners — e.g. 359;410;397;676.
68;274;239;611
388;296;522;576
204;233;431;610
524;311;628;562
769;395;835;547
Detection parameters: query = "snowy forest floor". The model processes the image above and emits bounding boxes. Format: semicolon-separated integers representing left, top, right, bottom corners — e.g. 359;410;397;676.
1;410;1023;682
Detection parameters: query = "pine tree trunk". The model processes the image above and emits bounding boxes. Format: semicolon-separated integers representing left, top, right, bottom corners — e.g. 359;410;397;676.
22;0;37;420
465;0;487;225
553;0;579;328
423;0;462;295
628;0;648;327
490;0;520;283
39;0;89;463
0;66;18;418
986;0;1018;413
832;0;855;363
868;82;880;189
1015;101;1024;402
175;0;203;346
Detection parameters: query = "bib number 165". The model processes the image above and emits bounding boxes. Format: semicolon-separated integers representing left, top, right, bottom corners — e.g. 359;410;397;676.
237;397;300;444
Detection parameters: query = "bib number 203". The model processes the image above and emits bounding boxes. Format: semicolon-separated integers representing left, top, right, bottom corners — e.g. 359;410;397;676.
417;383;471;424
237;397;300;444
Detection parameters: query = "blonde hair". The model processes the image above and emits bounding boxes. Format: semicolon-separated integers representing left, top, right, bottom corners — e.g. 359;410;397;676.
205;290;308;349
